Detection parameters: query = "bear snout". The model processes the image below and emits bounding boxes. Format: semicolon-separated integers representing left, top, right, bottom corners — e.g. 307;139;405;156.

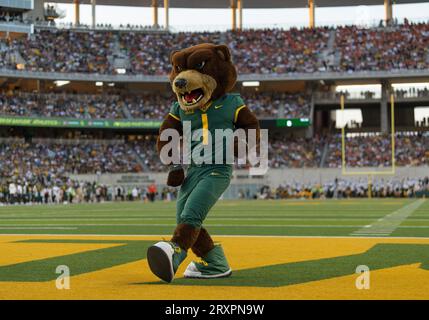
174;78;187;89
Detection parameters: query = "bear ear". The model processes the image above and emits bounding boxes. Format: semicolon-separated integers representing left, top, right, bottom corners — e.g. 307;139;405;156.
214;44;232;62
169;50;179;64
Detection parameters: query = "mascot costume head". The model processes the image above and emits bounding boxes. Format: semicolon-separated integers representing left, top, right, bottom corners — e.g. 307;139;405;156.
169;43;237;112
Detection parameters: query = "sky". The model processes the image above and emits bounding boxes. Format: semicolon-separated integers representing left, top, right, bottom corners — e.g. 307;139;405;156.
53;2;429;31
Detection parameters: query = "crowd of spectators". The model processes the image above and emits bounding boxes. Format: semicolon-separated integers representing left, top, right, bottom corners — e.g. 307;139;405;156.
326;132;429;168
0;132;426;179
0;92;125;118
0;130;427;205
0;178;178;205
244;92;310;118
265;176;429;199
269;132;428;169
2;173;427;206
225;27;331;74
130;137;164;172
333;22;429;72
124;93;172;119
123;31;224;75
0;139;144;178
6;30;116;74
269;135;325;168
0;41;17;70
1;21;428;75
0;91;311;119
395;87;429;99
0;12;24;23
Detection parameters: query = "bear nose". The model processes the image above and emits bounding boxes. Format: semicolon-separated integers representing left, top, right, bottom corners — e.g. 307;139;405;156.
174;78;187;89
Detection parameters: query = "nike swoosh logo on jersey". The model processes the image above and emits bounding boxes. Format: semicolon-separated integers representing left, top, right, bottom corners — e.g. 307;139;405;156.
214;105;223;109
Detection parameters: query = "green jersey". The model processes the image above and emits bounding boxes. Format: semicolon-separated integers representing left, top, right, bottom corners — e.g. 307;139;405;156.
169;93;246;166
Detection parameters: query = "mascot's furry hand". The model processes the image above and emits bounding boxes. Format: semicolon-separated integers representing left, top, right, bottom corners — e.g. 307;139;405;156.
167;165;185;187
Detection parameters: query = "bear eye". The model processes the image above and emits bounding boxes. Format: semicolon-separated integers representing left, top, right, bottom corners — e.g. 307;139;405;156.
195;61;205;70
175;65;182;72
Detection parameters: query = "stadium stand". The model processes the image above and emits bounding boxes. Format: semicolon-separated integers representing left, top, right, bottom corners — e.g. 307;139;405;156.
333;22;429;72
0;20;428;203
0;91;310;119
0;138;144;176
325;132;429;168
1;22;429;75
269;135;325;168
9;30;116;74
0;132;426;185
269;176;429;199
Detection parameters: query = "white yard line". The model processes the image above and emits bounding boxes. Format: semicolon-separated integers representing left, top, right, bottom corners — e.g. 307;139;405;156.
0;227;78;230
1;233;429;240
0;224;362;228
350;199;426;237
0;217;378;221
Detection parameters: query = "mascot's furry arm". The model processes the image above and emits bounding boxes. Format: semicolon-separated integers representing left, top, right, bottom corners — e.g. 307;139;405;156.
234;106;261;156
157;114;185;187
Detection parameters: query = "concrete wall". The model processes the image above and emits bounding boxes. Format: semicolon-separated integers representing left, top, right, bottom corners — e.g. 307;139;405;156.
25;0;44;22
70;166;429;188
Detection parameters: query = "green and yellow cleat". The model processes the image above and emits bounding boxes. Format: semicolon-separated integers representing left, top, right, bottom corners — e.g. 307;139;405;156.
184;245;232;279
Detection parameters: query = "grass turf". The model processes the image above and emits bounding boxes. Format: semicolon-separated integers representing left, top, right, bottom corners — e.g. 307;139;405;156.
0;198;427;237
0;199;428;299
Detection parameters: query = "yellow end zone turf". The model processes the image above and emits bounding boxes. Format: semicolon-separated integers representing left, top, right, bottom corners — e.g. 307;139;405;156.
0;235;428;300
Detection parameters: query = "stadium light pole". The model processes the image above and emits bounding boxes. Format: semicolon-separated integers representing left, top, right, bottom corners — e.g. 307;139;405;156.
308;0;315;28
164;0;169;30
237;0;243;30
384;0;393;25
91;0;96;29
231;0;237;31
152;0;159;28
74;0;80;26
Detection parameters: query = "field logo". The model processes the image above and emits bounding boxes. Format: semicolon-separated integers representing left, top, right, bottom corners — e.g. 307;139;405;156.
56;265;70;290
355;265;370;290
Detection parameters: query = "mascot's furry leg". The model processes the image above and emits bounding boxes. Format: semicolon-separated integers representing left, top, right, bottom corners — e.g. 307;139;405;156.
183;227;232;279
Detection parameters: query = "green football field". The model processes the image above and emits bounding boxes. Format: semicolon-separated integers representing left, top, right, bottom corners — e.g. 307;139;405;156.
1;198;429;299
0;198;427;237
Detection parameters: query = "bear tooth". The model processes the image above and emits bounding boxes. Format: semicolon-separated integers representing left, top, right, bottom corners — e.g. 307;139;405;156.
192;99;197;103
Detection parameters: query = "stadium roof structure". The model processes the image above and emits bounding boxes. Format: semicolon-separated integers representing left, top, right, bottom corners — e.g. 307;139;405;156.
47;0;429;9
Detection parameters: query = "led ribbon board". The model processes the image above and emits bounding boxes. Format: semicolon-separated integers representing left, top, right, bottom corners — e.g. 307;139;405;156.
0;116;162;129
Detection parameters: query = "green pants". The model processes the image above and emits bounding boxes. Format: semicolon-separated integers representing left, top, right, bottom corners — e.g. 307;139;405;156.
176;164;232;228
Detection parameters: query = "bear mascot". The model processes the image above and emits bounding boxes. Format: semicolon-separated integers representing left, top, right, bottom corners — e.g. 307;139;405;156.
147;43;260;283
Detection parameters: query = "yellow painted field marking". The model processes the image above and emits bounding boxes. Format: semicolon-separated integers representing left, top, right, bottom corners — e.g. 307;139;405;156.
0;235;428;300
0;241;114;267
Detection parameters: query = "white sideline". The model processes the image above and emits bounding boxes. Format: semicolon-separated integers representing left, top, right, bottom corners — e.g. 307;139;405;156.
350;199;427;237
1;233;429;240
0;223;362;227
